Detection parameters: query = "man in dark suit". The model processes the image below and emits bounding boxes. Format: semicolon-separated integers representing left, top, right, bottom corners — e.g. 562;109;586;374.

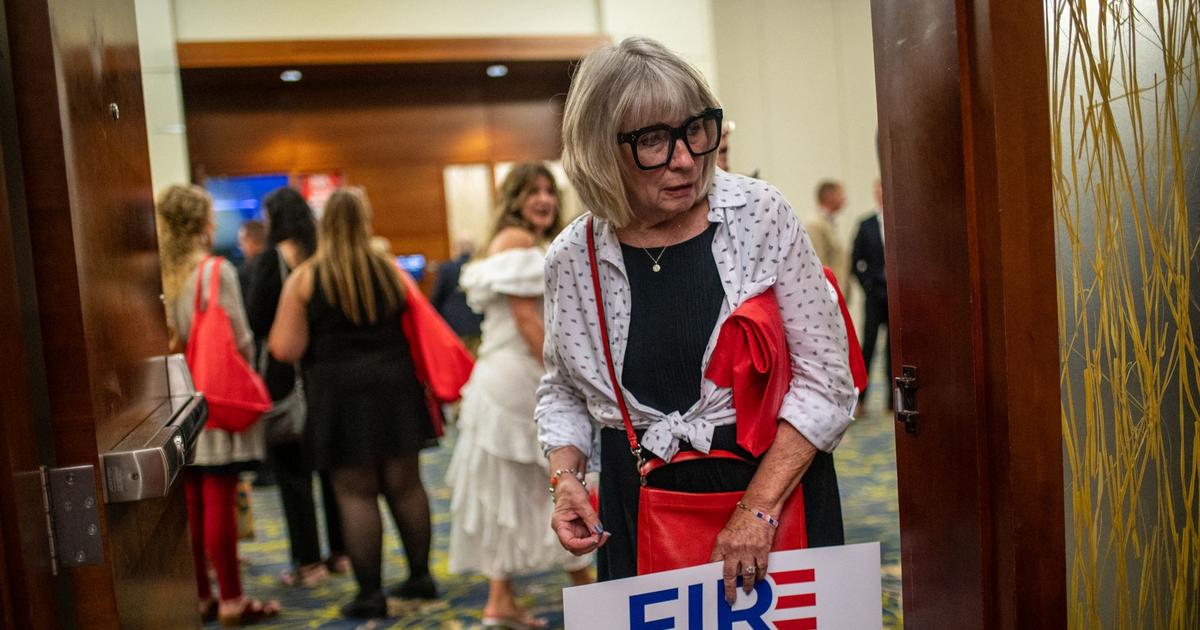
430;236;484;349
852;180;890;404
236;219;267;297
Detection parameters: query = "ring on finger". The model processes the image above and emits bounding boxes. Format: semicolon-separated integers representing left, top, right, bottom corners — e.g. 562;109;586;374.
744;565;757;575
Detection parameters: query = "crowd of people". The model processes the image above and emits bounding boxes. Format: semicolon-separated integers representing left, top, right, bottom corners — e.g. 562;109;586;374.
156;35;888;627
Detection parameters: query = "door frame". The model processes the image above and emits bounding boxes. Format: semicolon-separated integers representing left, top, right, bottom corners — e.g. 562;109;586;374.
872;0;1066;627
0;0;78;626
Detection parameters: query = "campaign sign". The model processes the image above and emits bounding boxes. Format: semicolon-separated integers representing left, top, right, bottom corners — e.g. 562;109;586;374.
563;542;881;629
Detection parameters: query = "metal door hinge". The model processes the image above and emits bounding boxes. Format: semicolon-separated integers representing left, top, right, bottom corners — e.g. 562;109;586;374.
893;365;919;434
40;465;103;575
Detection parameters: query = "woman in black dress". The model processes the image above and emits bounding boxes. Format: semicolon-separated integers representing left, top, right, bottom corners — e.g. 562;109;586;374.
244;187;348;587
269;187;437;619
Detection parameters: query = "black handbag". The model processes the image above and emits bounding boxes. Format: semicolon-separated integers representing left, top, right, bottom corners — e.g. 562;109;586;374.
258;248;306;446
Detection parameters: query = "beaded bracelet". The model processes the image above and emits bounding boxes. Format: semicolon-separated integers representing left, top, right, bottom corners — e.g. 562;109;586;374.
736;501;780;528
548;468;586;498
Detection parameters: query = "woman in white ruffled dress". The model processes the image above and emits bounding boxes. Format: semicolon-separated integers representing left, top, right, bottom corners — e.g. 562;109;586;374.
447;163;593;629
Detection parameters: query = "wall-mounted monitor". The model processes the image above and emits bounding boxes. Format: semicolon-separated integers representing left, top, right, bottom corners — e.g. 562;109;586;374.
203;173;289;260
396;254;427;282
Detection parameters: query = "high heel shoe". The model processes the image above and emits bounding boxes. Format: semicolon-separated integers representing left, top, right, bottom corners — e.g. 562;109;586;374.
387;573;439;600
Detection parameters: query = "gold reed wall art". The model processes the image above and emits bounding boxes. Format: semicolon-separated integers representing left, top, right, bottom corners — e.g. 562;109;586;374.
1047;1;1199;628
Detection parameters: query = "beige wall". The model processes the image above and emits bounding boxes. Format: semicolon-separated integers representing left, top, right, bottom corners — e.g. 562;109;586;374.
171;0;718;87
712;0;879;249
136;0;190;196
174;0;599;39
598;0;719;88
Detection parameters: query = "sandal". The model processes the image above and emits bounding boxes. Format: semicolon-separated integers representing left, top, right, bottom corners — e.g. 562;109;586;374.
481;614;550;630
279;562;329;587
217;597;281;627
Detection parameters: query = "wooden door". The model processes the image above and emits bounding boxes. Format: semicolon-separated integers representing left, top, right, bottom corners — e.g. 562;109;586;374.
1;0;198;628
872;0;1067;627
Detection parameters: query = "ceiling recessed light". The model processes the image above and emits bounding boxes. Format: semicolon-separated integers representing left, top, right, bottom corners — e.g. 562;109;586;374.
486;64;509;78
280;69;303;82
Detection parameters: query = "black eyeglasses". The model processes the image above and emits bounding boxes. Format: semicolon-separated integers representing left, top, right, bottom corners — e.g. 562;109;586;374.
616;108;723;170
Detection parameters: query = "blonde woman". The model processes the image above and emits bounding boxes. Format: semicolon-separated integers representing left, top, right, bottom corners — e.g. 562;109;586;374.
156;185;279;626
269;187;437;620
447;163;592;629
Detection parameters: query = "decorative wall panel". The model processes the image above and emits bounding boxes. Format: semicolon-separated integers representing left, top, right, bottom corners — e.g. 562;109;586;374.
1048;1;1200;628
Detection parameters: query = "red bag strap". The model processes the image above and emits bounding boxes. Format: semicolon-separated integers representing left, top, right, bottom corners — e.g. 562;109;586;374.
587;217;754;478
207;256;223;308
193;256;224;314
640;449;748;477
193;256;205;314
585;217;643;463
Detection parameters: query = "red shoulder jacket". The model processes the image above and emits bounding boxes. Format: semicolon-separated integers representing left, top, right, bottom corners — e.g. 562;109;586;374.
705;269;867;455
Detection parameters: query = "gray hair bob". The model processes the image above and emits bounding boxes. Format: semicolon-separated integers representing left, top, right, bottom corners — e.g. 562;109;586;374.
561;37;721;228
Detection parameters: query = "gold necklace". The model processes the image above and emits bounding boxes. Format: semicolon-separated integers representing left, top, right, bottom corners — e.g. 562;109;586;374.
642;246;667;272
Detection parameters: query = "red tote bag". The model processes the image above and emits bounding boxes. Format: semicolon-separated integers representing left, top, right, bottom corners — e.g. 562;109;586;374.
396;266;475;436
185;257;272;432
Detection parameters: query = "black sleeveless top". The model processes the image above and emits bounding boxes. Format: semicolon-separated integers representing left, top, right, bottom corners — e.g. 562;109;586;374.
619;222;724;414
305;269;410;364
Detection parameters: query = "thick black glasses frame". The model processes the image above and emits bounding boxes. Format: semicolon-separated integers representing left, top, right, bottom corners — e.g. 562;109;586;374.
616;107;724;170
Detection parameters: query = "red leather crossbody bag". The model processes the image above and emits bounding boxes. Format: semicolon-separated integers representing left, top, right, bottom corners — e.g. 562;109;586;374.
585;218;807;575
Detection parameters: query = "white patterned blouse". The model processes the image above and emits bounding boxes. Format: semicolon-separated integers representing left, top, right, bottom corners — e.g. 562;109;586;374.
535;170;857;464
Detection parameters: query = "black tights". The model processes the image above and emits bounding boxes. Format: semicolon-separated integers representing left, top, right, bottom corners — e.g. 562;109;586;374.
330;455;432;597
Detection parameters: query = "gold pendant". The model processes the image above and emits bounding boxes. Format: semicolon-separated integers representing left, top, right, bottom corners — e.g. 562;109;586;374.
652;264;661;272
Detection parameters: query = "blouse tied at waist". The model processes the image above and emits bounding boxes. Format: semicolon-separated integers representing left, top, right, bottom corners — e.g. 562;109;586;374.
704;287;791;458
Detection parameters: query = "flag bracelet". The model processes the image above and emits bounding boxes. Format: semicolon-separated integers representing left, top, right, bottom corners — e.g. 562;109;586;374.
736;501;781;528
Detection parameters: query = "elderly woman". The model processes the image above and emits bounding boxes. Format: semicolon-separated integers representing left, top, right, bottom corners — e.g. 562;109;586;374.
536;37;857;604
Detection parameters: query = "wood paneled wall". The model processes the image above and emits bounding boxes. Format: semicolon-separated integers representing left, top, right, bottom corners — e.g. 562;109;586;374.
182;61;573;263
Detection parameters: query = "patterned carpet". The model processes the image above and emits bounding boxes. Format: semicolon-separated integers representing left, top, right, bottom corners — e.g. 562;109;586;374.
216;386;902;629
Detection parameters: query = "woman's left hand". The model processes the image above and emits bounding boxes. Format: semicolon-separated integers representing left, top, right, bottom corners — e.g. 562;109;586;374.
710;505;778;605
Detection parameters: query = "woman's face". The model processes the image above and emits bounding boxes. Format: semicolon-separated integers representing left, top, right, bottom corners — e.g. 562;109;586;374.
620;112;706;223
519;175;558;236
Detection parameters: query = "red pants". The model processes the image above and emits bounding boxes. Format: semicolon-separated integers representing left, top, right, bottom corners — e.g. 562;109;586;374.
184;470;242;601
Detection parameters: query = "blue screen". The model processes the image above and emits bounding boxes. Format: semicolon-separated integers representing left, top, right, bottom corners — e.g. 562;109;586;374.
204;174;290;259
396;254;427;282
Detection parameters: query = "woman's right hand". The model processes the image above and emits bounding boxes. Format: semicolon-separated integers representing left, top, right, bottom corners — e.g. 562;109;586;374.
551;477;610;555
